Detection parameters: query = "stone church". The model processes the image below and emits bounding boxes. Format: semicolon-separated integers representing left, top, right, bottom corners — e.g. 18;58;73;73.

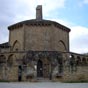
0;5;88;82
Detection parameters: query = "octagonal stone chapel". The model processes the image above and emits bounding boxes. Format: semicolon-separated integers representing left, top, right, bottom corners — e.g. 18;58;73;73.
0;5;88;82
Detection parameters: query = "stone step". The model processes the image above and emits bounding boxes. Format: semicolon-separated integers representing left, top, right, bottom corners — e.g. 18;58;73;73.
37;78;51;82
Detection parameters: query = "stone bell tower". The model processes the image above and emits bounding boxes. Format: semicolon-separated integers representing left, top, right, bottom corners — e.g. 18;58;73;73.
36;5;42;20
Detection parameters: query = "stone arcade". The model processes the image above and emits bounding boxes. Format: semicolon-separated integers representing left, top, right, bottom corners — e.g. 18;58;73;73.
0;5;88;82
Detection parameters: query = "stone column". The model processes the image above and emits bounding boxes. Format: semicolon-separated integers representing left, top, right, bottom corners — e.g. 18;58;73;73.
2;64;7;80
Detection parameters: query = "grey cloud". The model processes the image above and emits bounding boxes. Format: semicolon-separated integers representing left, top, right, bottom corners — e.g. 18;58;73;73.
0;0;15;43
0;0;30;43
70;34;88;53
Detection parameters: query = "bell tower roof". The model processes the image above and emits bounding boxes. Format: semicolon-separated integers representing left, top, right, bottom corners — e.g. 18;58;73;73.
36;5;42;20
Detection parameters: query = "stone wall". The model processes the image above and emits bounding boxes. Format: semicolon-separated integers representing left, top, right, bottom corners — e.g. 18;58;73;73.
24;24;69;51
63;66;88;81
9;26;24;51
0;51;88;82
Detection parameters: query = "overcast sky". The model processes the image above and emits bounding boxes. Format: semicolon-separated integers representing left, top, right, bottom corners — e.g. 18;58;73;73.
0;0;88;54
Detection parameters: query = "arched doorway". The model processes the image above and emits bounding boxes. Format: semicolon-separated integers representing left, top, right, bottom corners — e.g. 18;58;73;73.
18;65;22;81
37;59;43;77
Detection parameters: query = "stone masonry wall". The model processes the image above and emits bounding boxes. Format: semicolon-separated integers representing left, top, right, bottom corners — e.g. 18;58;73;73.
63;66;88;81
24;24;69;51
9;26;24;51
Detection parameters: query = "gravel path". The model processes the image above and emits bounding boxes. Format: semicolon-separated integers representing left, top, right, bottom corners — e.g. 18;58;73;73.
0;82;88;88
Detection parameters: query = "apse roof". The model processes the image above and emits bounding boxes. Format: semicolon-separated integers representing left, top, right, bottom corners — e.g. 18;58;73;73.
8;19;70;32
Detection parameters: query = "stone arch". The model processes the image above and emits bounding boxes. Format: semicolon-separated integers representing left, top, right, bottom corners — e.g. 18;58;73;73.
71;54;74;58
0;55;6;75
56;54;63;76
12;40;21;51
22;55;27;65
59;40;67;51
36;53;51;78
44;56;50;78
58;40;67;62
87;58;88;63
69;54;77;72
70;54;75;64
69;54;75;67
37;59;43;77
22;51;35;66
0;55;6;64
82;57;86;65
7;54;14;67
0;55;7;80
57;53;63;64
76;56;81;65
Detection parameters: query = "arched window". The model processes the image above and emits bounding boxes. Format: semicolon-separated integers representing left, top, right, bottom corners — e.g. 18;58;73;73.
58;40;67;52
12;40;21;51
7;54;14;67
0;55;6;64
